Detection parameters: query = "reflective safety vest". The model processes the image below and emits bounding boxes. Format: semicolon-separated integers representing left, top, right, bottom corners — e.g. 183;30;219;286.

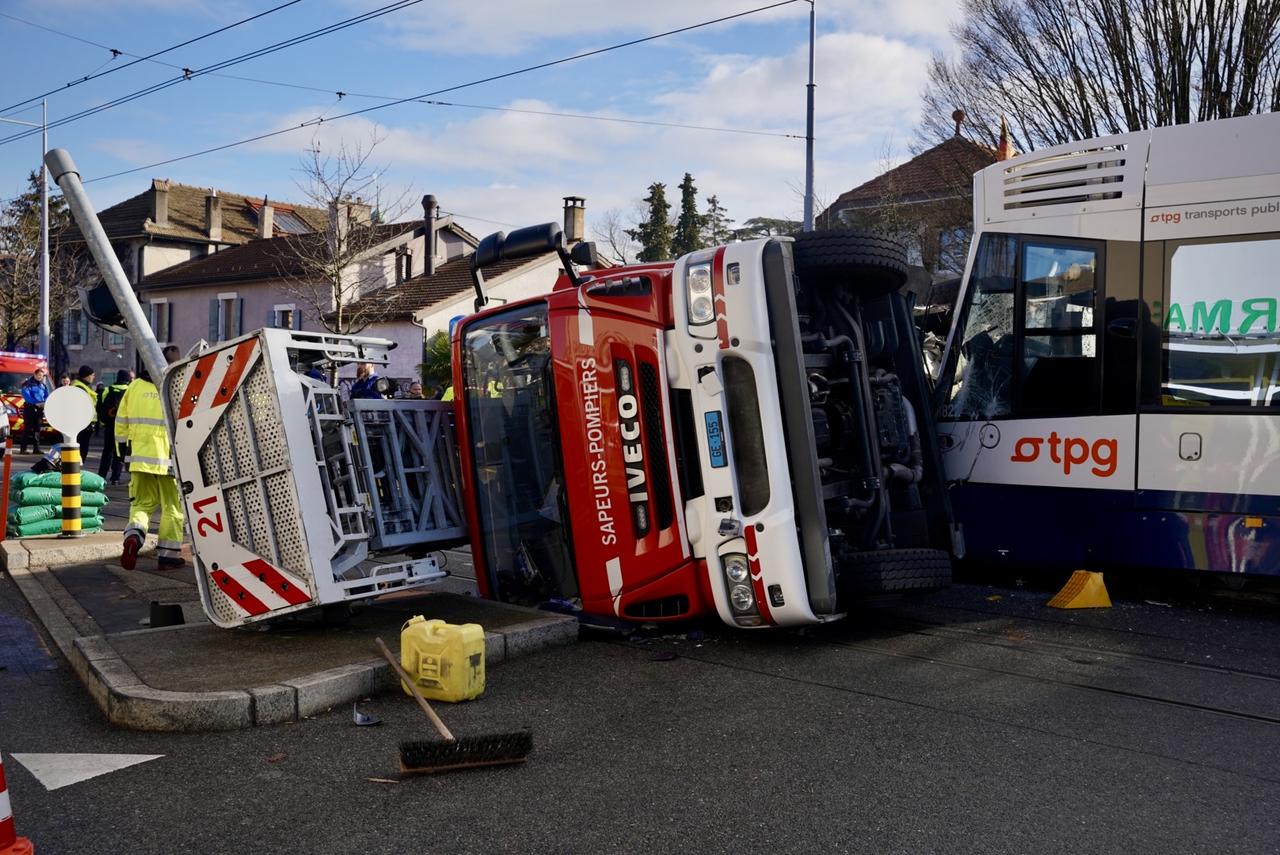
72;378;98;426
117;379;171;474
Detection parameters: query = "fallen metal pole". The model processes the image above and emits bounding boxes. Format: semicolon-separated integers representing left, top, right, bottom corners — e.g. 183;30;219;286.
44;148;167;386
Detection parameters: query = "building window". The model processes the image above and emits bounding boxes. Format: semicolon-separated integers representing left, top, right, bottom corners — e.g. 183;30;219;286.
210;293;243;342
149;300;172;344
105;331;126;351
273;304;298;330
63;307;88;348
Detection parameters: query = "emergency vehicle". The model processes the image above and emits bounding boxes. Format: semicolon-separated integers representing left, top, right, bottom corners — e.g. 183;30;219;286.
0;351;50;439
451;226;953;628
935;112;1280;579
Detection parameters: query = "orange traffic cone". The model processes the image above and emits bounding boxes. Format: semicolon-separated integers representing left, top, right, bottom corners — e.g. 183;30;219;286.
0;752;34;855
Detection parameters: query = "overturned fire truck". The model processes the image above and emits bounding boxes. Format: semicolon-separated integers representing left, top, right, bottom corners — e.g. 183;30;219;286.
50;148;951;630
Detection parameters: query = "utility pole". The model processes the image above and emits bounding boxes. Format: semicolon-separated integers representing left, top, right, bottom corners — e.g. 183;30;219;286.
0;99;50;357
802;0;816;232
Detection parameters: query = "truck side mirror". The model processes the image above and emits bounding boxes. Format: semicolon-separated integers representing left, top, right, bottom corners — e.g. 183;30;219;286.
78;283;128;334
570;241;599;267
501;223;564;261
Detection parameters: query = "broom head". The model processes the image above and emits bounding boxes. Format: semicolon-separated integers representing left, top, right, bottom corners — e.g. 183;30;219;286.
400;730;533;775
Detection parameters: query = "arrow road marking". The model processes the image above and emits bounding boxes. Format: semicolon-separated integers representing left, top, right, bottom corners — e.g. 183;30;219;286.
11;753;163;791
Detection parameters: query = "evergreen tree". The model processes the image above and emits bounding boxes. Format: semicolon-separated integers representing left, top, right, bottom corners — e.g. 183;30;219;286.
704;195;734;246
672;173;706;257
626;182;673;262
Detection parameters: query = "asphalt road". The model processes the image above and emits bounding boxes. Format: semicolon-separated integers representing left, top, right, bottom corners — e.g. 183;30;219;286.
3;571;1279;855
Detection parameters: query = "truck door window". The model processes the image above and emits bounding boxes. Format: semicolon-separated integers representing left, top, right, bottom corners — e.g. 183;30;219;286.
1017;241;1100;417
1159;235;1280;407
945;233;1016;419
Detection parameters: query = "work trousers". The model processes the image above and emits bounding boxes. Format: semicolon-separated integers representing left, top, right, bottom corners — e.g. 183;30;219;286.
21;404;42;453
124;471;185;560
75;424;95;463
97;424;122;483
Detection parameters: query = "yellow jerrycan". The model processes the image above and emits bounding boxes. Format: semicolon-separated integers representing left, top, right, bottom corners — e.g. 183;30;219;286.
398;615;485;702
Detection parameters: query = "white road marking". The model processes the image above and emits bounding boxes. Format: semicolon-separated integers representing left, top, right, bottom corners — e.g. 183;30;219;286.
11;753;163;791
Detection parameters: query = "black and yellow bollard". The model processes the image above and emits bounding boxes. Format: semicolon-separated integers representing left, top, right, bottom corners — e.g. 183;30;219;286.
60;440;86;538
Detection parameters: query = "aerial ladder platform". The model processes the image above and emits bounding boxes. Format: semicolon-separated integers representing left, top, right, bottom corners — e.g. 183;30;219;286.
48;149;466;628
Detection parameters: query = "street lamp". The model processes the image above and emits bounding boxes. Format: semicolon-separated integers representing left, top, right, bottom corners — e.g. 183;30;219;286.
0;99;49;359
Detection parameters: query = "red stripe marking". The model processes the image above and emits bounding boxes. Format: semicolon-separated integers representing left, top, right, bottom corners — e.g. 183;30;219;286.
712;245;730;349
177;353;218;419
744;526;775;625
243;558;312;606
209;340;258;410
211;569;269;616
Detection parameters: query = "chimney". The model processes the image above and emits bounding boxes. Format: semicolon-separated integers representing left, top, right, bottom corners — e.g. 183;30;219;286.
423;194;438;277
563;196;585;244
205;191;222;241
951;108;966;137
328;199;349;251
151;179;170;226
258;197;274;239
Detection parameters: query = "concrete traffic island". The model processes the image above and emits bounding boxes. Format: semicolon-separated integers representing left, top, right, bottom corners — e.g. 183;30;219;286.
3;537;577;732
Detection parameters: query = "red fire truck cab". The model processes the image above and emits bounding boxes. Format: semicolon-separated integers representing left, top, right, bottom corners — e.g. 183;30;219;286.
451;226;953;628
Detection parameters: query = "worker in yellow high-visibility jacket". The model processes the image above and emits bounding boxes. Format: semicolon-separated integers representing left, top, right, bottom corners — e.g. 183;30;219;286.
116;368;184;570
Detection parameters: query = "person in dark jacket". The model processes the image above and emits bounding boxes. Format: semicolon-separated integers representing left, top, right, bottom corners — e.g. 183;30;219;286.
19;366;49;453
350;362;387;399
97;369;131;485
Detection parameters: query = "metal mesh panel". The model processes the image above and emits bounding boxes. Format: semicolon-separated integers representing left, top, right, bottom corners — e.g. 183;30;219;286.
244;363;287;470
265;472;307;579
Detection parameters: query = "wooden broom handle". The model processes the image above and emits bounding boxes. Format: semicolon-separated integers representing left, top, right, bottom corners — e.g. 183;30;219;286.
376;637;455;742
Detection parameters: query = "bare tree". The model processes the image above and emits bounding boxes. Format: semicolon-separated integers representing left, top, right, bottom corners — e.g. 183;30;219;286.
922;0;1280;151
281;134;414;335
591;207;639;265
0;171;87;350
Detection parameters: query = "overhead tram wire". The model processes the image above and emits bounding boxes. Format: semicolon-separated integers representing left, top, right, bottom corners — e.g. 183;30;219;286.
2;6;804;141
0;0;427;147
0;2;304;115
78;0;805;184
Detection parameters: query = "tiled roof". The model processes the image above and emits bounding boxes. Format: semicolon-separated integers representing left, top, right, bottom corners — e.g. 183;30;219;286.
141;220;426;289
68;180;328;245
339;252;556;322
825;136;995;212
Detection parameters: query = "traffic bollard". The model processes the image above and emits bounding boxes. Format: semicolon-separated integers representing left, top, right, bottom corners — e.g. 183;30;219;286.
0;751;35;854
59;438;84;538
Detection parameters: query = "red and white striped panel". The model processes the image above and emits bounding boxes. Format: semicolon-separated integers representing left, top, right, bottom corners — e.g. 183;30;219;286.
210;557;313;618
743;526;775;626
176;338;259;421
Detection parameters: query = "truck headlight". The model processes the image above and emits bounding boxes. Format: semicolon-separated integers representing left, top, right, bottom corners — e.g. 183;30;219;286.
686;262;714;325
729;584;755;612
724;554;749;584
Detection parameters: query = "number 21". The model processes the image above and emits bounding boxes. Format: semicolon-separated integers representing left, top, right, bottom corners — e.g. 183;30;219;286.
192;496;224;538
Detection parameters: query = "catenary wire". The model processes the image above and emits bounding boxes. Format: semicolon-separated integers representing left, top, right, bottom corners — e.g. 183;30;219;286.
79;0;804;183
1;8;803;141
0;2;304;115
0;0;425;146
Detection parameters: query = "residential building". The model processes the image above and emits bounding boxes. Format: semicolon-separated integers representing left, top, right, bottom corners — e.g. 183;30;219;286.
61;179;325;377
819;130;994;279
139;196;477;382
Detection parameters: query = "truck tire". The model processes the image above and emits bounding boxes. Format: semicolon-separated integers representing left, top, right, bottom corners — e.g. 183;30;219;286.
838;547;952;594
792;230;909;295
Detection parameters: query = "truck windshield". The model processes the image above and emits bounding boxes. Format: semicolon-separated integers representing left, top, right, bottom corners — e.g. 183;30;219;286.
461;303;577;606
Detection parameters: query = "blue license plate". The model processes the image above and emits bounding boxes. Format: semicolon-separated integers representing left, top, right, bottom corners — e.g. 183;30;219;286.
704;411;727;468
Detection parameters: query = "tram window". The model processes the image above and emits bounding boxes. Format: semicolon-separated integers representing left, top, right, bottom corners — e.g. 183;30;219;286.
945;234;1017;419
1161;235;1280;408
1018;242;1100;417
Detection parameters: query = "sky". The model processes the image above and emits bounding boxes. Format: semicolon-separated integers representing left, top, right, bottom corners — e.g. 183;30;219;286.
0;0;962;242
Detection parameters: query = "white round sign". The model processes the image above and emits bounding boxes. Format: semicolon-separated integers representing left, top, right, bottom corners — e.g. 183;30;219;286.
45;385;96;437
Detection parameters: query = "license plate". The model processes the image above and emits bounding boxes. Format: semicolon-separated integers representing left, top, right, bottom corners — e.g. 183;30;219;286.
704;411;727;468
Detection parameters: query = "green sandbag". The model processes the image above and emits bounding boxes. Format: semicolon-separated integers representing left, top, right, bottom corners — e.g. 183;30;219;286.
13;517;104;538
12;470;108;492
9;505;101;526
10;487;109;507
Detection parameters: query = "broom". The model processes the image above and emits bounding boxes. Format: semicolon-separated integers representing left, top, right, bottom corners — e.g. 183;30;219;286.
375;637;532;775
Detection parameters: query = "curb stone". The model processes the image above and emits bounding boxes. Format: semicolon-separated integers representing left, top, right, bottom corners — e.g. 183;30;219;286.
13;562;580;732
